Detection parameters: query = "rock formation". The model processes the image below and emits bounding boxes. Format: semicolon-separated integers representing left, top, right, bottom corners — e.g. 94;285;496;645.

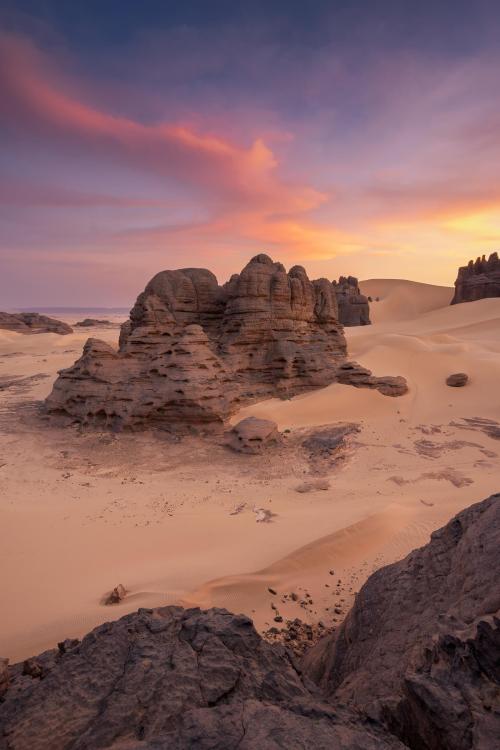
74;318;113;327
451;251;500;304
227;417;280;454
0;608;404;750
304;493;500;750
333;276;371;326
1;495;498;749
0;312;72;335
45;254;405;430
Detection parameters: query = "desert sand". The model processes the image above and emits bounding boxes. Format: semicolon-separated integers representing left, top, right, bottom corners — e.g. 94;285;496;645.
1;287;499;662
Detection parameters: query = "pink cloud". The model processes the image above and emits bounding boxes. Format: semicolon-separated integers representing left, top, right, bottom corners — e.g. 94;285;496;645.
0;32;324;215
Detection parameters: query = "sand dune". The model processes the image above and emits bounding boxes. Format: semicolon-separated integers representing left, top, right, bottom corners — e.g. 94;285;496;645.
1;296;500;660
360;278;453;322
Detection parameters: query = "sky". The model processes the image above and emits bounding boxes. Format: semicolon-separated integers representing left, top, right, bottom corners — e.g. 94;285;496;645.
2;0;500;306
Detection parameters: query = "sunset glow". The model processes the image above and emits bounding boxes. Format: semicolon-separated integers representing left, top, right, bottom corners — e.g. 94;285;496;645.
2;1;500;305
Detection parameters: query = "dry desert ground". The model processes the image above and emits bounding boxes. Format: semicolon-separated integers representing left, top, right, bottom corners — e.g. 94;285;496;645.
1;280;499;661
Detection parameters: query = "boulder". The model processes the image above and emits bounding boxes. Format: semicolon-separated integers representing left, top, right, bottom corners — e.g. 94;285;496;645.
0;312;72;335
451;251;500;304
304;493;500;750
446;372;469;387
227;417;280;454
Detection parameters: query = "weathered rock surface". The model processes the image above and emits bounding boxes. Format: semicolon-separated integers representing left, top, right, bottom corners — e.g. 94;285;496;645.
304;493;500;750
333;276;371;326
446;372;469;387
451;251;500;304
0;607;404;750
45;254;405;430
227;417;280;454
74;318;113;327
0;312;72;335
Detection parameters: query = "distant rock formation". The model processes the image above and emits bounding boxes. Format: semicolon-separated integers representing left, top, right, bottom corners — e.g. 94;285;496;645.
45;254;406;430
333;276;371;326
0;312;72;335
74;318;113;327
451;251;500;304
1;495;497;749
304;493;500;750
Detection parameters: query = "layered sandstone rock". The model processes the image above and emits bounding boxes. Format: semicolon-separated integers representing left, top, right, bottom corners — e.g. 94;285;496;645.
451;251;500;304
0;312;72;335
45;254;404;430
333;276;371;326
304;493;500;750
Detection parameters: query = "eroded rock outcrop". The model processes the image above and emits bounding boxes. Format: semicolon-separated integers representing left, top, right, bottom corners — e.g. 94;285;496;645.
333;276;371;326
0;312;72;335
304;493;500;750
0;607;404;750
45;254;405;430
451;252;500;304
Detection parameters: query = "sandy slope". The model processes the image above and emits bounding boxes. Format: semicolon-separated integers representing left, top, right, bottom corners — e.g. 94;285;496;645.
1;292;499;661
360;278;453;322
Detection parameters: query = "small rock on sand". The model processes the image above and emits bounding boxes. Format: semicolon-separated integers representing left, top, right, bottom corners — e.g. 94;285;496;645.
104;583;127;605
446;372;469;387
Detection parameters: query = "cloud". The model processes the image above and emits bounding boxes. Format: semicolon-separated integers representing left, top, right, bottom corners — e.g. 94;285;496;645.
0;32;324;215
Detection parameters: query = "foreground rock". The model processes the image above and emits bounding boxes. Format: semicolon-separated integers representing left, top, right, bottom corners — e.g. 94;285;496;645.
333;276;371;326
0;312;72;335
304;493;500;750
446;372;469;387
45;254;406;430
451;251;500;304
227;417;280;454
0;608;403;750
